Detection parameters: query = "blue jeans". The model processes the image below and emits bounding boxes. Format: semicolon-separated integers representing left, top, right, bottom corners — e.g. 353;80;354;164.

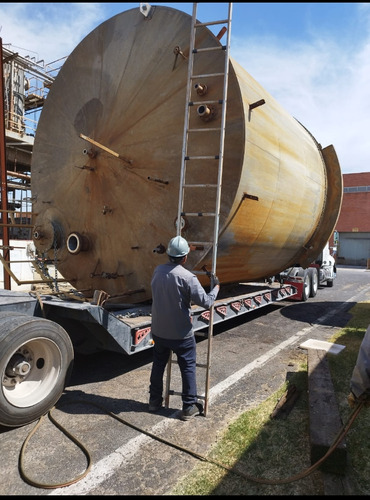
150;334;197;408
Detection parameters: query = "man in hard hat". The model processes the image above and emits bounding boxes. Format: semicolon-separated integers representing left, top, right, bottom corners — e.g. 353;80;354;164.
149;235;220;420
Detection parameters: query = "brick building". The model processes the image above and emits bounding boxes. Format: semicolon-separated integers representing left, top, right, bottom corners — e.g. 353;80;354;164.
329;172;370;266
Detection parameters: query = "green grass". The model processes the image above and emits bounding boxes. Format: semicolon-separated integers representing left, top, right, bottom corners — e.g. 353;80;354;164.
170;301;370;495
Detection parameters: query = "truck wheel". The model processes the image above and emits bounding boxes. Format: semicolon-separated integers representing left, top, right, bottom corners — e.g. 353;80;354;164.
297;268;311;301
309;268;318;297
0;312;74;428
326;279;334;287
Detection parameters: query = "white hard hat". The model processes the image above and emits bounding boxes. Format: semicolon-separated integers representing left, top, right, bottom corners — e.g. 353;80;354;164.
166;236;190;258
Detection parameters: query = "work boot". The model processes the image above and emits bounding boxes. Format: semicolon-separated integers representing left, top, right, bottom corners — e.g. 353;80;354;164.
149;397;163;412
180;402;204;421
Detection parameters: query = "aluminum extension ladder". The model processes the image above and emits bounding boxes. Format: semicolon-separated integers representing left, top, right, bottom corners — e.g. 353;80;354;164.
164;3;233;417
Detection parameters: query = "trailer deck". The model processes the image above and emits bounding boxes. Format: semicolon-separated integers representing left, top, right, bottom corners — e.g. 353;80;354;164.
0;282;297;356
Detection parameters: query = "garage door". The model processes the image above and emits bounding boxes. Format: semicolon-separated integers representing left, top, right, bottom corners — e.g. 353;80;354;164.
337;232;370;266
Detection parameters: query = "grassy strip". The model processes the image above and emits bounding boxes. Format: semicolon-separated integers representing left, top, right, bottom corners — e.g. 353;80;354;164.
171;301;370;495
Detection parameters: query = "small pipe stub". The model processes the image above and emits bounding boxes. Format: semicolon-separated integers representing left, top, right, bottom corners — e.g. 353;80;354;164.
83;148;97;158
67;232;90;255
153;244;166;254
194;83;208;96
197;104;216;122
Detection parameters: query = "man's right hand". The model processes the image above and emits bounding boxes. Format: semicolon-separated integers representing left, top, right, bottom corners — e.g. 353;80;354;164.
348;390;370;408
212;275;220;287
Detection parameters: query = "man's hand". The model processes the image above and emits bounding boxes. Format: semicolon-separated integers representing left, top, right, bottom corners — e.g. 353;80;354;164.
212;275;220;287
348;390;370;408
348;392;357;408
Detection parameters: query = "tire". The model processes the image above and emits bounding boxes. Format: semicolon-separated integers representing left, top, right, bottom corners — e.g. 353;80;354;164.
300;269;311;301
326;279;334;287
0;312;74;428
309;268;318;297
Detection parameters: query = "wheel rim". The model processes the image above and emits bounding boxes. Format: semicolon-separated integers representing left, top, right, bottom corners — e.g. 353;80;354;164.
2;338;62;408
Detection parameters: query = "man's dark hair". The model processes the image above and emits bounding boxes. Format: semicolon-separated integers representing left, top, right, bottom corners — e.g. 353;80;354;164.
169;255;184;264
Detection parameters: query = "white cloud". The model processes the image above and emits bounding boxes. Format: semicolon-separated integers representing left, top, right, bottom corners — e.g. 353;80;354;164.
231;7;370;175
1;2;369;174
0;3;104;62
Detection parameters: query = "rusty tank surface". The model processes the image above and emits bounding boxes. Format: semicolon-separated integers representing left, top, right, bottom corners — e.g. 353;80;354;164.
31;5;342;304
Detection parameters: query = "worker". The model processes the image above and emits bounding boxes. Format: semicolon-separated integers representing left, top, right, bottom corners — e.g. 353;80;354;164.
348;324;370;408
148;235;220;420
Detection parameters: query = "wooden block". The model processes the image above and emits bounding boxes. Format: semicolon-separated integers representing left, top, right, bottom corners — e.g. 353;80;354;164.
307;348;346;474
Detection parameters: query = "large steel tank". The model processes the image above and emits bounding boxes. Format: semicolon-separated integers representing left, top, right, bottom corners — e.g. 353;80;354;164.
31;5;342;303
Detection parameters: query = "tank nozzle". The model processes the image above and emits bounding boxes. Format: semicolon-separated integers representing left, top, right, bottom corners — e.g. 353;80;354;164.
194;83;208;96
67;232;90;254
197;104;216;122
153;244;166;254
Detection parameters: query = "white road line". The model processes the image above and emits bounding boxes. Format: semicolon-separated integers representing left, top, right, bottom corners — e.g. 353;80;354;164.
49;287;369;495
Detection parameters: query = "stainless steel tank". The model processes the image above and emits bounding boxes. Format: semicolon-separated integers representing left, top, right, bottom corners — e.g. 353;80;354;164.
31;5;342;303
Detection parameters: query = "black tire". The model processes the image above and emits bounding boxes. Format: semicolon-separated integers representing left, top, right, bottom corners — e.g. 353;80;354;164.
309;268;318;297
0;312;74;428
326;279;334;287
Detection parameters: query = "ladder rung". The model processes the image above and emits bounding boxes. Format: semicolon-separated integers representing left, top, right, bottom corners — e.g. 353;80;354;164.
194;330;208;337
183;184;217;188
189;100;223;106
167;390;205;402
167;390;182;397
185;155;219;160
181;212;216;217
195;19;230;27
169;361;208;369
188;127;221;132
191;72;224;79
193;46;226;54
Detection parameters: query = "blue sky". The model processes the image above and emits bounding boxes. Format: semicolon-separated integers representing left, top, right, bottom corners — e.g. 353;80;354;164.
0;2;369;175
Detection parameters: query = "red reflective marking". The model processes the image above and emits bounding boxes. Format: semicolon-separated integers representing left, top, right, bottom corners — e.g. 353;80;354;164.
216;306;227;317
200;311;210;321
134;326;151;345
244;298;252;308
231;301;241;312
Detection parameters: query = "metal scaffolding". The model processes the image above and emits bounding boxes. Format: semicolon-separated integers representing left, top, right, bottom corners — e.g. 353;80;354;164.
1;38;67;288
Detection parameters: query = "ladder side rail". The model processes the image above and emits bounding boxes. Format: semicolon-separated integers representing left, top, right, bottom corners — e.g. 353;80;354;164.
210;2;233;279
204;3;233;416
204;303;214;416
166;3;199;410
176;2;198;236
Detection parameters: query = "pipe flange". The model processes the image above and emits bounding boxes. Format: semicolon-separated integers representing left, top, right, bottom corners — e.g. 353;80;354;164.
33;219;62;253
67;232;90;254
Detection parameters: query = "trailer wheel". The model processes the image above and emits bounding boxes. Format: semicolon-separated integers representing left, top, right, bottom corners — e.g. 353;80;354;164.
309;268;318;297
300;269;311;301
0;312;74;428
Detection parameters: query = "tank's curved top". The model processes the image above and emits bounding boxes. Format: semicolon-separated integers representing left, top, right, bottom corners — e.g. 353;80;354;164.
31;5;342;302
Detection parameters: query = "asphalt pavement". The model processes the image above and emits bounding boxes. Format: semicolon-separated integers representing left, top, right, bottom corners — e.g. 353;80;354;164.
1;265;370;495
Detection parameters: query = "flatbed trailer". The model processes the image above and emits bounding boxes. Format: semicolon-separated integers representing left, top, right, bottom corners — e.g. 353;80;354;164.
0;281;298;355
0;281;297;427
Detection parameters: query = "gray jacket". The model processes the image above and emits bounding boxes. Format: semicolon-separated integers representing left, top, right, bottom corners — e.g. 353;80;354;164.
151;262;219;340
